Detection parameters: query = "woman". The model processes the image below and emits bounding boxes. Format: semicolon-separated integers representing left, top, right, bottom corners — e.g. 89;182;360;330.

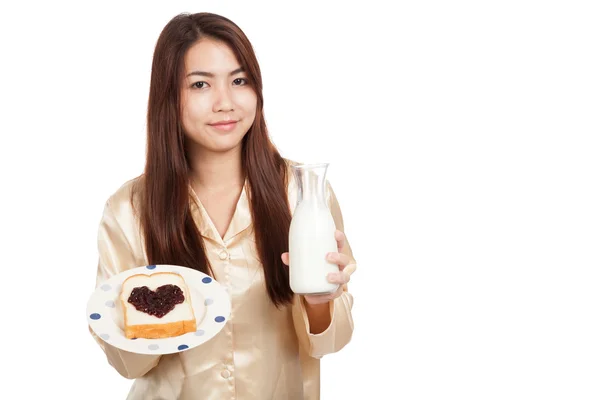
90;12;357;400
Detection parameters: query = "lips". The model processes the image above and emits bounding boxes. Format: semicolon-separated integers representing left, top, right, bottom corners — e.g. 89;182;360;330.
209;120;238;132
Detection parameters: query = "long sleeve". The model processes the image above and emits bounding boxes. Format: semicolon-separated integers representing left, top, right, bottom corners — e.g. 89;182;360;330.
292;182;356;358
89;199;162;379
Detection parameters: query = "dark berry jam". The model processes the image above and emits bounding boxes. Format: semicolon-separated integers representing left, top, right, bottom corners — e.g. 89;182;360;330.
127;284;185;318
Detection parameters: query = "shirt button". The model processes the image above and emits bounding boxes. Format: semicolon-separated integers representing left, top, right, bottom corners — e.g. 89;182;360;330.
221;369;231;379
219;250;229;260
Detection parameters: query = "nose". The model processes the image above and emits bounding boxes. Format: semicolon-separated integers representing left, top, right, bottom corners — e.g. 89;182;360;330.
212;85;234;113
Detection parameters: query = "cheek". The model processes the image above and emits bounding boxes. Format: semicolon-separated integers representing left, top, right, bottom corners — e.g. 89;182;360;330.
240;92;258;117
182;97;211;125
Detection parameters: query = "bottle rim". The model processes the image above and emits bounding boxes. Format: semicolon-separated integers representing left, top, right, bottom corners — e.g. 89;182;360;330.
291;162;329;169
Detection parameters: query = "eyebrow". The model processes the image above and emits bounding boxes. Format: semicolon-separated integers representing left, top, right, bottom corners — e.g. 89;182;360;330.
186;67;245;78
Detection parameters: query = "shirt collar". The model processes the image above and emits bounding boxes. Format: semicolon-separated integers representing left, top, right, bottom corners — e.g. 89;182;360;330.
188;180;252;245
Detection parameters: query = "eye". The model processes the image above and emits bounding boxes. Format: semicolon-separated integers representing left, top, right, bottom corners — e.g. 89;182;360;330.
233;78;248;86
191;81;208;89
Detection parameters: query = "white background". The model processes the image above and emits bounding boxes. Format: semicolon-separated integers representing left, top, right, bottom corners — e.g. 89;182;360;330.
1;0;599;399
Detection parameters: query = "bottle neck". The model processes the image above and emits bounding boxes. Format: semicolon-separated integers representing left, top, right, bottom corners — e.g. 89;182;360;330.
294;164;328;206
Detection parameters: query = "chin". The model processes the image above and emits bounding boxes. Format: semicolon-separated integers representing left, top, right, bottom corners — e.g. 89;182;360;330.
185;127;249;154
207;136;246;154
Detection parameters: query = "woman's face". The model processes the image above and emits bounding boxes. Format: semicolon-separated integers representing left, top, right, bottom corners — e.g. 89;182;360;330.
181;38;257;155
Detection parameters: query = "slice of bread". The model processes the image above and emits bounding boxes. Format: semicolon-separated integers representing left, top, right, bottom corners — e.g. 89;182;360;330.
120;272;196;339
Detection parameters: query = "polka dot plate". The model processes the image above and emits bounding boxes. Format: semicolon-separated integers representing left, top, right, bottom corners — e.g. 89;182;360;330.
86;264;231;355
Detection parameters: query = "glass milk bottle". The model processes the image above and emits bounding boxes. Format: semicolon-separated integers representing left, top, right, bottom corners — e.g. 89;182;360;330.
289;163;340;294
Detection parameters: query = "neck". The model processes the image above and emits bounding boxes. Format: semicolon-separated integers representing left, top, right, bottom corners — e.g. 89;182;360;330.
187;144;245;192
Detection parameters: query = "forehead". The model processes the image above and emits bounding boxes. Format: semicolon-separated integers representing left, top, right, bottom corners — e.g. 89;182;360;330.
184;39;240;74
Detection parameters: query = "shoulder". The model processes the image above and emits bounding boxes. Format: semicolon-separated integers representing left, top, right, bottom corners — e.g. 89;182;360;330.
282;157;301;167
103;175;143;220
282;157;301;172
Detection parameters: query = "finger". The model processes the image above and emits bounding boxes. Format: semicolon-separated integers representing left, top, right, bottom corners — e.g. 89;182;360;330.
305;283;345;305
343;263;357;276
304;293;333;305
281;252;289;265
326;252;351;269
327;271;350;285
334;230;345;252
331;284;345;299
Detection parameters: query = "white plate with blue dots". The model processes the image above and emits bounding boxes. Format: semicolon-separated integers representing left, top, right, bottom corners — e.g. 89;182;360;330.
87;264;231;355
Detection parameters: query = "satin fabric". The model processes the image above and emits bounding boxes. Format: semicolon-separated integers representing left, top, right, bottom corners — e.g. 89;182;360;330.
90;160;356;400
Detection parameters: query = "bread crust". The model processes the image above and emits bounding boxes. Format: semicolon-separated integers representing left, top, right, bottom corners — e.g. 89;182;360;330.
124;319;196;339
121;272;197;339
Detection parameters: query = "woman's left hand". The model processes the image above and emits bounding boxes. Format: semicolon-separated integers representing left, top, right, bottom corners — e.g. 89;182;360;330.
281;229;355;306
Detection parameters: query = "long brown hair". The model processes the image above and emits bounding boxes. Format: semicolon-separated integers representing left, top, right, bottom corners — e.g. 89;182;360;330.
133;12;293;307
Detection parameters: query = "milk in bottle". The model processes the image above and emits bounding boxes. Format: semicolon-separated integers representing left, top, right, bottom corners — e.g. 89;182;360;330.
289;163;339;294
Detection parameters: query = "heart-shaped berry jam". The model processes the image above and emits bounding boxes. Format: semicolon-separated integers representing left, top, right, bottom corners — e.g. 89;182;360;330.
127;284;185;318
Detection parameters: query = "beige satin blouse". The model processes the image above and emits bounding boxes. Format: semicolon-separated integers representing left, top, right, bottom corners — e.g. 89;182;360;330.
89;160;357;400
